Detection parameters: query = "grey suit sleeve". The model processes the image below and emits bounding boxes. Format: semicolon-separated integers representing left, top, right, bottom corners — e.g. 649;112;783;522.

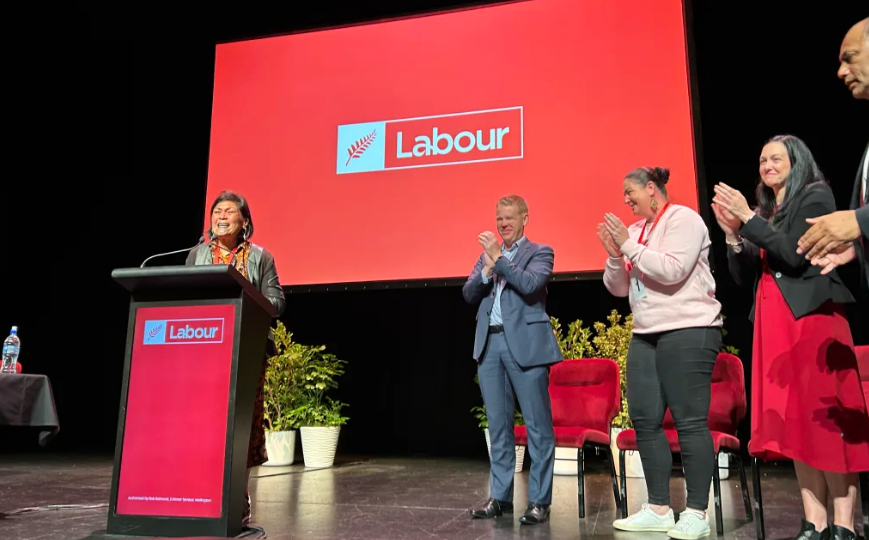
185;248;197;266
260;252;286;317
462;254;493;304
493;245;553;295
857;205;869;242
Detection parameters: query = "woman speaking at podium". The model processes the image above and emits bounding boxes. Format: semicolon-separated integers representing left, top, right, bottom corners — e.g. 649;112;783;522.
186;190;286;525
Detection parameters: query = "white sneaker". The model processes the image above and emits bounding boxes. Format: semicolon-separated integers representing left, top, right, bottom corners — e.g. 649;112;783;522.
613;503;676;532
667;509;710;539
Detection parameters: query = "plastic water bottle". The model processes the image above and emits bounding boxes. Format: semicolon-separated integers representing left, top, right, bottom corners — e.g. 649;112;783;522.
1;326;20;374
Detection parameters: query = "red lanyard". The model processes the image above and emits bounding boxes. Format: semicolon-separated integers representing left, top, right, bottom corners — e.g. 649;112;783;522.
625;202;670;272
637;202;670;246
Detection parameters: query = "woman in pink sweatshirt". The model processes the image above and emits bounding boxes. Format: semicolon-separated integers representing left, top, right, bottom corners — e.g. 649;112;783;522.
599;166;723;540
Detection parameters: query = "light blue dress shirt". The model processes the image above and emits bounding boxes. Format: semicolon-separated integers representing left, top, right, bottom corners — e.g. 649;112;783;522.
479;236;525;326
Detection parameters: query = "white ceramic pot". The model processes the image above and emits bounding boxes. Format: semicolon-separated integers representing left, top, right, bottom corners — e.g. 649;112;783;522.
717;452;730;479
483;428;525;473
553;446;578;475
263;430;297;466
300;426;340;469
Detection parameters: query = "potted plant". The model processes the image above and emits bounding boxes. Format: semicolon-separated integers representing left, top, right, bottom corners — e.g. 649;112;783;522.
262;321;302;466
472;399;527;473
286;338;349;469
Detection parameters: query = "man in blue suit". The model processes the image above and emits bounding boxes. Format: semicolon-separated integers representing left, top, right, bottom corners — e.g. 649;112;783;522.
463;194;563;525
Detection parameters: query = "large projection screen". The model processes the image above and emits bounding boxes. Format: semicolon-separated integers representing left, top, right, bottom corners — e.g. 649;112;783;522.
205;0;701;288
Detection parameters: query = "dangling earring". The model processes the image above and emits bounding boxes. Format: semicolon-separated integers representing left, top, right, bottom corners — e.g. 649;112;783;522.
650;199;658;211
242;225;250;241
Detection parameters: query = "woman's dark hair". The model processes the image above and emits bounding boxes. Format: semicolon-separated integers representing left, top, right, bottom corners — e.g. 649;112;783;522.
210;190;254;241
625;166;670;196
756;134;826;224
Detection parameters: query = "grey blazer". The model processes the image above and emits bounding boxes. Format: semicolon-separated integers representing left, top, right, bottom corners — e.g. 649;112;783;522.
185;242;286;317
462;238;563;368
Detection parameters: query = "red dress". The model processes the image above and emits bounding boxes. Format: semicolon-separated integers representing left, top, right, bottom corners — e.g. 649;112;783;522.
748;250;869;473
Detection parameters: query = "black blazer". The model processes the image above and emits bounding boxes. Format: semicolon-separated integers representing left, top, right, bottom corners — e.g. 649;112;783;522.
727;182;855;322
850;140;868;291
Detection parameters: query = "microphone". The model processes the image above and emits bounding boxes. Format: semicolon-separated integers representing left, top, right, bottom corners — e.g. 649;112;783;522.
140;234;208;268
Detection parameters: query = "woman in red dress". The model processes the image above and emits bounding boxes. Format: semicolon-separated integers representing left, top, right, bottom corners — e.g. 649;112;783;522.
712;134;869;540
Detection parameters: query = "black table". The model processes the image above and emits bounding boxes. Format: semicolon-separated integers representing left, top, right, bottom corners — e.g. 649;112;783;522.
0;373;60;446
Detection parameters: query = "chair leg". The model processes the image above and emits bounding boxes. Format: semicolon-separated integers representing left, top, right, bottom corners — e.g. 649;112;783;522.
711;453;724;536
733;453;753;522
619;449;628;518
577;447;585;519
751;457;765;540
859;471;868;540
605;445;621;511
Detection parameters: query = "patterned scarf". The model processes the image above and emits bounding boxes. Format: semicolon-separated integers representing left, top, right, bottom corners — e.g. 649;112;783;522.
210;239;251;279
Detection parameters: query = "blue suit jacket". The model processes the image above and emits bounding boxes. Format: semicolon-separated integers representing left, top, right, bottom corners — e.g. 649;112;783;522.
462;239;564;368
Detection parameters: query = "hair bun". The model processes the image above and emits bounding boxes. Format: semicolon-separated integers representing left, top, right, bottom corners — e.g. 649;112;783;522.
653;167;670;184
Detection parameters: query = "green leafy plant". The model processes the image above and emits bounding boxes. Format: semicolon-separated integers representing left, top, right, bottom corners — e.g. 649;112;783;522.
263;321;303;432
265;321;349;429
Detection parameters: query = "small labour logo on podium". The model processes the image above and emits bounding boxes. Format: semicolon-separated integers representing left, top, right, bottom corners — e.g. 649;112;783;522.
143;318;225;345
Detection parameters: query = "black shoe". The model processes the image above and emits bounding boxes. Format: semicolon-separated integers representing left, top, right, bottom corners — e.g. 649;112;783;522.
794;519;830;540
519;503;550;525
829;525;857;540
470;498;513;519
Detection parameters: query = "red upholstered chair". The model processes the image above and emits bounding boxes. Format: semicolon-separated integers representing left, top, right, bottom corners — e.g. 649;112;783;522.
14;362;22;373
615;352;752;536
751;346;869;540
514;358;621;518
858;346;869;540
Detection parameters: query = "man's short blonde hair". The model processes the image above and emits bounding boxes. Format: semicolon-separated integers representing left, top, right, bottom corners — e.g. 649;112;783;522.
497;195;528;214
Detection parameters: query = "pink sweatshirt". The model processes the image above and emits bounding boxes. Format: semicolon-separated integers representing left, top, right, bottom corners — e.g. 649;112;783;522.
603;204;722;335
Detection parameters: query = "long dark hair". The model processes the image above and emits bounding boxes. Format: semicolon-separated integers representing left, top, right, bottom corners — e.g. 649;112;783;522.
756;135;826;224
209;190;254;241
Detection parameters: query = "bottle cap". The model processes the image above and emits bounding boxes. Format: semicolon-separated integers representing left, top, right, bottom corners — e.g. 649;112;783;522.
10;326;17;333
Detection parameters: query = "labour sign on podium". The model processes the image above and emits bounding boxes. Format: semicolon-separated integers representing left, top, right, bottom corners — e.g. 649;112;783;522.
108;265;275;537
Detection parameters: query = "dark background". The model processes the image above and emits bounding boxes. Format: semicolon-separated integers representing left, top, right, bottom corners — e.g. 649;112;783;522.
2;1;866;458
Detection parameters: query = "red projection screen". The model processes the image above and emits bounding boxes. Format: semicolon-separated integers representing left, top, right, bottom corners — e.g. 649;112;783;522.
205;0;702;289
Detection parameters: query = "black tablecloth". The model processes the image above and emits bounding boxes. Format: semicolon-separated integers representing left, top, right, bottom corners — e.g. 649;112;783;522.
0;374;60;446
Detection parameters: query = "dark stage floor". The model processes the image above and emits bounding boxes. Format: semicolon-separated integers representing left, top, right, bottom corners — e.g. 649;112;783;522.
0;454;860;540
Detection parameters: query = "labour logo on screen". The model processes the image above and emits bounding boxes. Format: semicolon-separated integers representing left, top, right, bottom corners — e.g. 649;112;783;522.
336;106;523;175
143;318;225;345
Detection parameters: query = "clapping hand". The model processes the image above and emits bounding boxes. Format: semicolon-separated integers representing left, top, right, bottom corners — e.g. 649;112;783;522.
809;243;856;275
597;224;622;258
712;183;754;223
478;232;501;266
711;202;741;235
797;211;861;259
603;213;629;246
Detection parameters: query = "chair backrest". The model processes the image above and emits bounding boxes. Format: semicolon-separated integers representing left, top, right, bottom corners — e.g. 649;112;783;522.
14;362;22;373
549;358;621;434
662;352;746;435
856;345;869;405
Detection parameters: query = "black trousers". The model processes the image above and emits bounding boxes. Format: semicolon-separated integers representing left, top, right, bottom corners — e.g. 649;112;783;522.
626;326;721;510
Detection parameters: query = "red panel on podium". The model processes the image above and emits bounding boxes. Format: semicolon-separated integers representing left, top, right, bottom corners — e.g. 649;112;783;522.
116;304;236;518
